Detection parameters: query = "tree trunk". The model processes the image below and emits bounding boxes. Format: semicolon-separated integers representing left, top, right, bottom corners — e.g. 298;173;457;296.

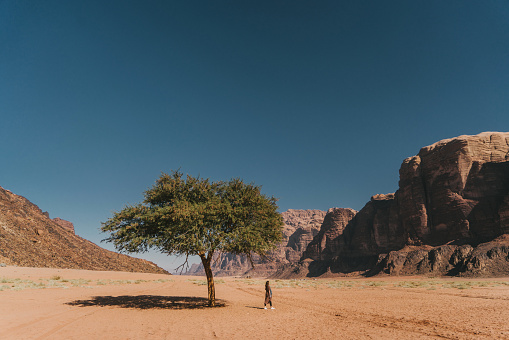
200;255;215;307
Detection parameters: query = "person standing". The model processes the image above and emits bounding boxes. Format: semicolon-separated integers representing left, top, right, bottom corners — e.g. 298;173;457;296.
264;280;275;310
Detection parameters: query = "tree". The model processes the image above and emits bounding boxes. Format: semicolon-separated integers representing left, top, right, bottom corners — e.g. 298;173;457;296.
101;170;284;306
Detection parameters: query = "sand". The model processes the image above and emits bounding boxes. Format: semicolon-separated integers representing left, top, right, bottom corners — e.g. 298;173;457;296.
1;266;508;339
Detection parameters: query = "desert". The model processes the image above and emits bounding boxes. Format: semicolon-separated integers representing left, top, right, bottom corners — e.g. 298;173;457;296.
1;265;508;339
3;2;509;339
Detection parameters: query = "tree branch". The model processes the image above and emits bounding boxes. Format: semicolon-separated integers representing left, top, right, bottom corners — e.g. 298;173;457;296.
174;254;190;275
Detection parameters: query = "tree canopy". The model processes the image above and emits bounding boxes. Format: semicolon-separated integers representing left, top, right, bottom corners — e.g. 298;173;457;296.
102;170;284;306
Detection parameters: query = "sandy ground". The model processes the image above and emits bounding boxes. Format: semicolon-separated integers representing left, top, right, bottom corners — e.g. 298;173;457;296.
1;266;508;339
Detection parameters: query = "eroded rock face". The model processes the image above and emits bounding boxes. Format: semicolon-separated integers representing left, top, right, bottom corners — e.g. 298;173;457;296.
187;209;326;276
460;235;509;276
356;132;508;252
303;208;357;261
343;193;404;258
400;132;509;245
301;132;509;277
367;235;509;277
0;186;168;274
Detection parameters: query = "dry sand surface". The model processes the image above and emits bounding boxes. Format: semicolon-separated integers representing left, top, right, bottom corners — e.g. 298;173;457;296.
1;266;509;339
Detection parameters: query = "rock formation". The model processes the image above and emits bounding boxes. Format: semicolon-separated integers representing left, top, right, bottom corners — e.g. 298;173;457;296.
186;209;326;276
162;132;509;278
52;217;75;234
297;132;509;277
398;131;509;245
302;207;357;261
0;186;168;274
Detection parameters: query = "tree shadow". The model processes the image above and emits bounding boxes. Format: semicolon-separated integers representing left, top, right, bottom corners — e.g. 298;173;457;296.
66;295;226;310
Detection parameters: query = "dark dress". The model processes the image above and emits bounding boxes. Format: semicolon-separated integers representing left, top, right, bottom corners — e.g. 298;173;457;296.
264;284;272;305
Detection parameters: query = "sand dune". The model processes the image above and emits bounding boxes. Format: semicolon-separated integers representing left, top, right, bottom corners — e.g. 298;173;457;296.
1;266;508;339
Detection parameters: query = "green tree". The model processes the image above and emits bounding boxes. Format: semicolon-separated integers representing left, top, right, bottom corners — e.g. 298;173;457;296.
101;170;284;306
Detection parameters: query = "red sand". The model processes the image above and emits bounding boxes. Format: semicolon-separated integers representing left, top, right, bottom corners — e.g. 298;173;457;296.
1;266;508;339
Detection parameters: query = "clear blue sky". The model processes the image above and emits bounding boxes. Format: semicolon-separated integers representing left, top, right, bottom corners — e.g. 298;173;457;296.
1;1;508;272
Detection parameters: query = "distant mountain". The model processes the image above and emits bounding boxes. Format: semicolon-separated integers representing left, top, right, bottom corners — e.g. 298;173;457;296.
186;209;326;277
0;186;168;274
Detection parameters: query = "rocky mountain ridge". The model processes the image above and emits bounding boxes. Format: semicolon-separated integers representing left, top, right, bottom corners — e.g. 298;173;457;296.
190;132;509;278
0;186;168;274
289;132;509;278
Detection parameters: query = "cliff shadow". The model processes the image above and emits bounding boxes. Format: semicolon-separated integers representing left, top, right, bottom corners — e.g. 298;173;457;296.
66;295;226;309
464;161;509;241
305;256;380;277
306;260;330;277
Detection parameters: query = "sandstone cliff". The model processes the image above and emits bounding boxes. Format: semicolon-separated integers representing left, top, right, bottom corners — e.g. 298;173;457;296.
186;209;326;276
297;132;509;277
0;186;168;274
302;207;357;261
182;132;509;278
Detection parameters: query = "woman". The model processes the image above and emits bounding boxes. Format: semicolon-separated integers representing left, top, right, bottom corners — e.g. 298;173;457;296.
264;280;275;310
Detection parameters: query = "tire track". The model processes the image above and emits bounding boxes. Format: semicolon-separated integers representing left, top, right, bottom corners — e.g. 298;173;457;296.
231;284;500;339
3;302;103;340
380;286;509;301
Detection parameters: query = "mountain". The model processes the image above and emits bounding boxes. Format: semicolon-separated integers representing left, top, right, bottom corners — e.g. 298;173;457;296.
190;132;509;278
303;207;357;261
0;186;167;274
186;209;326;277
291;132;509;277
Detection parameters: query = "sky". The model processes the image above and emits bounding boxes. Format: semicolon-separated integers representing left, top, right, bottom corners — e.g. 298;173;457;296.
1;1;508;272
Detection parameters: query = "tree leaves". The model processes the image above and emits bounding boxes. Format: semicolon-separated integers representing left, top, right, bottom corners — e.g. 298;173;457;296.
101;170;284;260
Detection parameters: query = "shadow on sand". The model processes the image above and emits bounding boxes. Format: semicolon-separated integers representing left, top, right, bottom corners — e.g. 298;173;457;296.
67;295;226;310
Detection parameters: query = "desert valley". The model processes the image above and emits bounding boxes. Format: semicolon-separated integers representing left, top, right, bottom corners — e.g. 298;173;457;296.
1;132;509;339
